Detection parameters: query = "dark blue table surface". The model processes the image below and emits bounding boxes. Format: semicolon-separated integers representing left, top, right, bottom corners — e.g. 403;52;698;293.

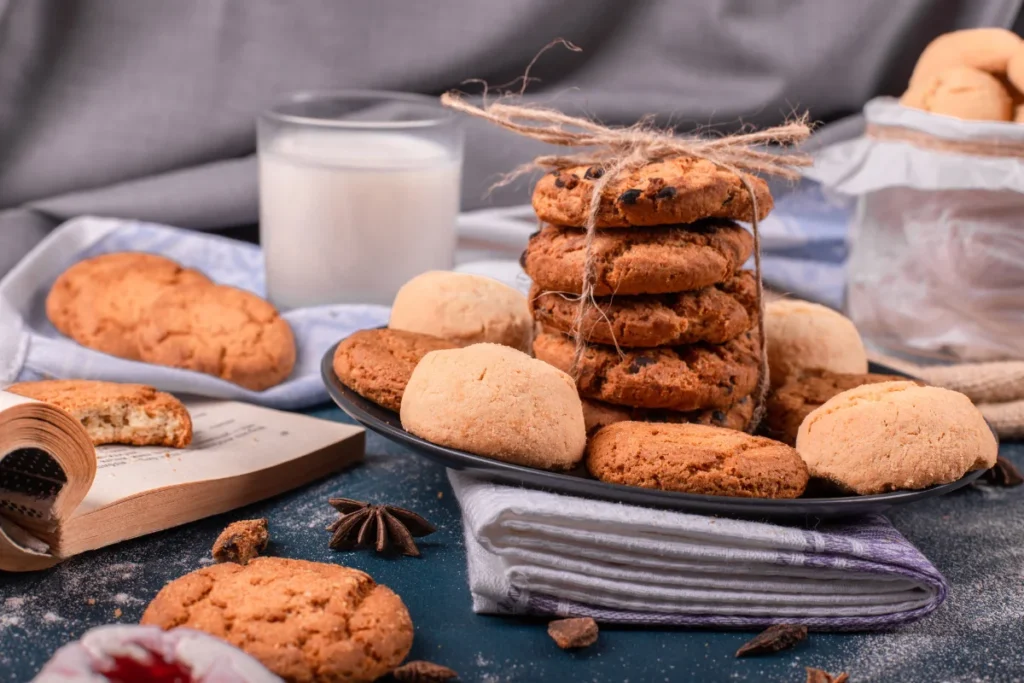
1;404;1022;683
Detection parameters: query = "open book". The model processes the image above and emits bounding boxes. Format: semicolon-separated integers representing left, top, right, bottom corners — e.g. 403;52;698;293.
0;391;364;572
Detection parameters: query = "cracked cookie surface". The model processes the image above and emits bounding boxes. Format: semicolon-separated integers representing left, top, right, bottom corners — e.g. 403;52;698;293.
581;395;755;436
140;557;413;683
333;328;458;412
136;284;296;391
46;252;211;360
532;158;773;228
530;271;757;348
586;422;808;498
522;221;753;296
533;329;761;411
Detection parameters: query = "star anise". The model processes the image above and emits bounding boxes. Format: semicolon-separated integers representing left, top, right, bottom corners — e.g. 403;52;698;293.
979;456;1024;487
327;498;436;557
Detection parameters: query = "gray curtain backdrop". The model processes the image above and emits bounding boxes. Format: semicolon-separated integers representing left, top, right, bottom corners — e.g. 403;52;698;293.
0;0;1021;275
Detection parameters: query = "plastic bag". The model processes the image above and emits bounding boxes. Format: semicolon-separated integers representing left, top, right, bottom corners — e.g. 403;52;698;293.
809;98;1024;362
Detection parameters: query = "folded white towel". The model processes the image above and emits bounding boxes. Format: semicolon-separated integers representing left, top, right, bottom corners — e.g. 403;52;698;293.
449;471;946;631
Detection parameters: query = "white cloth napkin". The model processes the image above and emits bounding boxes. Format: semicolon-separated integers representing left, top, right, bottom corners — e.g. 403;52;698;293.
449;472;947;631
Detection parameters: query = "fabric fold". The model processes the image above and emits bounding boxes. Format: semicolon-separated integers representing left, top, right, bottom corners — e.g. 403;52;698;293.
449;471;947;631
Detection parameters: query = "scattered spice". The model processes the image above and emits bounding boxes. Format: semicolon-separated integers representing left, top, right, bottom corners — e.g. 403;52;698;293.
327;498;436;557
392;660;459;682
547;617;599;649
979;456;1024;487
805;667;849;683
735;624;808;657
212;518;269;565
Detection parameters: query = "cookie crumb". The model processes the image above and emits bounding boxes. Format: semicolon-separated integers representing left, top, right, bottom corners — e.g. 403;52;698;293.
86;598;96;606
547;617;599;649
113;608;122;619
437;491;443;499
393;660;459;681
212;518;269;565
805;667;848;683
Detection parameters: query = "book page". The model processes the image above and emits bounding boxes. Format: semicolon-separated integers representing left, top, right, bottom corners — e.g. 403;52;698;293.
72;399;363;517
0;390;36;410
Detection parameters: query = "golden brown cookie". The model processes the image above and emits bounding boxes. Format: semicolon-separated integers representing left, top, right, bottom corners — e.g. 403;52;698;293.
765;299;867;389
533;329;761;411
140;557;413;683
333;328;458;412
389;271;533;352
581;395;754;436
762;370;918;446
400;343;587;471
530;271;757;348
900;66;1012;121
796;382;997;494
586;422;808;498
909;28;1023;86
46;252;212;360
522;221;754;297
136;284;296;392
6;379;192;447
532;158;773;227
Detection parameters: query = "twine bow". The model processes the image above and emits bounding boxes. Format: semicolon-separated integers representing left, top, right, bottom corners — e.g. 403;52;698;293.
440;87;813;432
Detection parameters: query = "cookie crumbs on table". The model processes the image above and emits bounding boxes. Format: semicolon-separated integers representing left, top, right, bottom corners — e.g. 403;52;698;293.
391;660;459;682
805;668;849;683
547;617;599;650
734;624;808;657
212;518;269;565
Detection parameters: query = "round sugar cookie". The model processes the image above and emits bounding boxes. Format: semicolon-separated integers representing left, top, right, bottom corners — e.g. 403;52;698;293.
764;299;867;389
400;343;586;470
796;381;997;494
902;66;1012;121
909;28;1023;86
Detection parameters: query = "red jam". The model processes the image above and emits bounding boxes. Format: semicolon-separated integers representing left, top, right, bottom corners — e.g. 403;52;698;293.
101;654;194;683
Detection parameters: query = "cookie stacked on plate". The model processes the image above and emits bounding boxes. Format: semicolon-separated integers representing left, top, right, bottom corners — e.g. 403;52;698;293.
523;157;772;433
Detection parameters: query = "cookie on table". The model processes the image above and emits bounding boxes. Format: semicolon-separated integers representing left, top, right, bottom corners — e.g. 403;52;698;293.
6;379;191;447
796;381;997;495
136;284;296;392
389;270;533;352
764;299;867;389
522;221;753;297
140;557;413;683
333;328;458;412
530;271;757;348
533;329;761;411
901;66;1012;121
532;158;773;228
46;252;211;360
763;369;919;446
909;28;1023;87
581;395;754;436
400;343;586;471
587;422;808;498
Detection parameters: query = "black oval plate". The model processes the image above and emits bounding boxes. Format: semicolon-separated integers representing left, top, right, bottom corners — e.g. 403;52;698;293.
322;343;987;521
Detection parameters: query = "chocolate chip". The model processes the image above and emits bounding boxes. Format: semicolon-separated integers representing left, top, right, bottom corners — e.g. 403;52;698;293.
584;166;605;180
518;250;528;269
618;189;642;205
712;411;727;423
626;363;641;375
565;173;580;190
633;356;656;367
554;176;566;188
656;186;677;200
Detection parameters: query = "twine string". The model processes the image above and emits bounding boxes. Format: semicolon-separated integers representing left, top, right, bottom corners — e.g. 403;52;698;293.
440;89;812;432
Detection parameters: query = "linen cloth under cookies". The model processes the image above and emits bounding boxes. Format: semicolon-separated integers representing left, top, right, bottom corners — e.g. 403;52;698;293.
449;472;947;631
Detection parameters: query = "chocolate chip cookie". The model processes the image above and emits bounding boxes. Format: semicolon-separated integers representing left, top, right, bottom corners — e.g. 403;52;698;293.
532;158;773;228
522;221;753;296
529;271;757;348
581;395;755;436
333;328;458;412
140;557;413;683
763;369;920;446
586;422;808;498
533;329;761;411
46;252;211;360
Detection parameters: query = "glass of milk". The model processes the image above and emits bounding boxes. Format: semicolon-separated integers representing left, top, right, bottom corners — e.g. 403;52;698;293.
258;90;463;308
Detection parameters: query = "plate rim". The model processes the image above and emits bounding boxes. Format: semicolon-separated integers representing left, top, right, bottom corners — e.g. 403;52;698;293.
320;340;990;516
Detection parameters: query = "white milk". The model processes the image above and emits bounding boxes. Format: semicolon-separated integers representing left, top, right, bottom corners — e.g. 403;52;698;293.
259;129;461;308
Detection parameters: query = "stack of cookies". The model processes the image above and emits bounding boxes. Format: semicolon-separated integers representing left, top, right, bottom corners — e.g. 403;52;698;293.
523;157;773;434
